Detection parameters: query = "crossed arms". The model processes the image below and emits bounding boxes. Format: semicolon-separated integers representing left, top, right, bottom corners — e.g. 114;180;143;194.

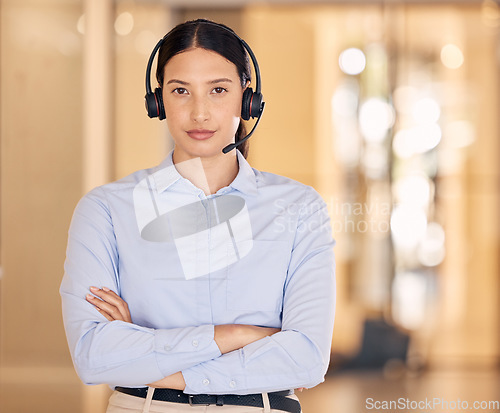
86;286;280;390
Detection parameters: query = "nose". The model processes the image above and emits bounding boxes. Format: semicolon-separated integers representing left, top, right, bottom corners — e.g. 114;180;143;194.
191;96;209;123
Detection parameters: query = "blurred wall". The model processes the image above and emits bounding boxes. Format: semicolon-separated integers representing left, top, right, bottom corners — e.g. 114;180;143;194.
0;0;84;410
113;1;171;180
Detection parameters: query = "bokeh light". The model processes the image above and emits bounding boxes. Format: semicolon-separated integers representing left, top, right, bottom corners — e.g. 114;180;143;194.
115;12;134;36
339;47;367;75
481;0;500;27
77;14;85;35
332;84;359;117
440;44;464;69
418;222;446;267
393;124;442;158
412;97;441;124
359;98;395;143
393;174;431;208
392;271;428;330
391;205;428;249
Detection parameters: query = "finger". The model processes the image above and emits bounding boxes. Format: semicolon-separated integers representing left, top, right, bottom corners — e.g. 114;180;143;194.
86;294;127;322
85;294;114;321
91;287;130;316
89;286;126;307
89;287;131;322
93;305;115;322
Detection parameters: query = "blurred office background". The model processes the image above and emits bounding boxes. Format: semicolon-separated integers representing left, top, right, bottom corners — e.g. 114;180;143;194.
1;0;499;411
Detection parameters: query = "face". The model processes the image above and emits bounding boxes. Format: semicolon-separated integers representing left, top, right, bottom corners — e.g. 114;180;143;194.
162;47;244;162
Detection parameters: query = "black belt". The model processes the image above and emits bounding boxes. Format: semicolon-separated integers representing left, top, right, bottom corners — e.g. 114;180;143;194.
115;387;301;413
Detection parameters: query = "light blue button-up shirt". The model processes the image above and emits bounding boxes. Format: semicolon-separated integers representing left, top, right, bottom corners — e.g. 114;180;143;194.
60;150;335;395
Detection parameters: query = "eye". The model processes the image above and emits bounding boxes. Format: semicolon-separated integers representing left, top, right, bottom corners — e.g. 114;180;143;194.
172;87;188;95
212;87;227;94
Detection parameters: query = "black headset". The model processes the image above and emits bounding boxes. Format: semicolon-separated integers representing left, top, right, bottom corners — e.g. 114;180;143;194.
144;21;265;154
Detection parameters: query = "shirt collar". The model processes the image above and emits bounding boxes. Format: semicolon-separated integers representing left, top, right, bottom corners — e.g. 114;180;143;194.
151;149;258;196
230;149;258;196
150;151;181;193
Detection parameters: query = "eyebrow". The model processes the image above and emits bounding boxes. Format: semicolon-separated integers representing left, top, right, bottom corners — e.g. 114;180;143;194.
166;78;233;86
208;78;233;85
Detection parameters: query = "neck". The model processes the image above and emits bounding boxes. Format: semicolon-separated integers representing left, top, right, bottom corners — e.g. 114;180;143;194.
172;150;239;196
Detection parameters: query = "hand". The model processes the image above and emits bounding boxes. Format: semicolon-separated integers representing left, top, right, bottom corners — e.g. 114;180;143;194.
86;286;132;323
148;372;186;390
214;325;280;354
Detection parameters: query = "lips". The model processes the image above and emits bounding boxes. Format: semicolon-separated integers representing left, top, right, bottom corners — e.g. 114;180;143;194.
186;129;215;140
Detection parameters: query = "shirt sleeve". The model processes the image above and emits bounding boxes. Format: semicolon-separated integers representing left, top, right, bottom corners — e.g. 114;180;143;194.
60;188;221;387
182;187;336;395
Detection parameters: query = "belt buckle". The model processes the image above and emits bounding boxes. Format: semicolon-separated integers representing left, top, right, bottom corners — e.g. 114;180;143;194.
188;395;210;406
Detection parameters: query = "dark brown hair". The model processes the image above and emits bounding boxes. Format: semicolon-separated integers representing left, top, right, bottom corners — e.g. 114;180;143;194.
156;19;251;158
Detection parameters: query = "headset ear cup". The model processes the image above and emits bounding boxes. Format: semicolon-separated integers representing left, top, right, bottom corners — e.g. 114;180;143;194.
250;92;263;119
241;88;253;121
155;88;166;120
145;92;159;118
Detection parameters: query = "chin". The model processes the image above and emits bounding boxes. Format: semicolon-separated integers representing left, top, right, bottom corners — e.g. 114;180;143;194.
183;143;230;160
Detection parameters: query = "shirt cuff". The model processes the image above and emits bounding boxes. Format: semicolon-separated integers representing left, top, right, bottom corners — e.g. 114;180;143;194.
182;351;242;394
154;324;221;377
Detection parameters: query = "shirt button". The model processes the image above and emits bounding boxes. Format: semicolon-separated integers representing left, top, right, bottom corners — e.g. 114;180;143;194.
202;379;210;386
229;380;236;388
164;345;172;351
192;340;199;347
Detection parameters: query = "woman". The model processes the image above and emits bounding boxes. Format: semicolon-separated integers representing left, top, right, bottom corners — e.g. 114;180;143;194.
61;19;335;413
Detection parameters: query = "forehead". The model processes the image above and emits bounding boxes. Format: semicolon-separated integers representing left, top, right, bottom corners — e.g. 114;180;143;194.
164;47;239;82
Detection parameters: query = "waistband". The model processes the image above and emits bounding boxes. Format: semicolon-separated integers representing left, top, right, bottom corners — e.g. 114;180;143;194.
115;387;301;413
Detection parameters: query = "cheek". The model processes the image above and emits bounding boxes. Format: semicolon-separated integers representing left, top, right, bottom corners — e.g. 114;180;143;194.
228;94;244;121
163;102;185;124
163;105;185;139
216;96;242;122
223;107;242;133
